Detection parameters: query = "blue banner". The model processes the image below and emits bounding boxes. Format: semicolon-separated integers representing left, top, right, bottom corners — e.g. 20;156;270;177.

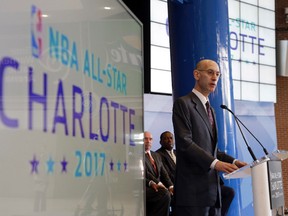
168;1;242;215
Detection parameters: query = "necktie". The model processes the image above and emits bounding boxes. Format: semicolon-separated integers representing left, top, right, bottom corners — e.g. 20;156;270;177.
169;151;176;164
146;152;158;175
205;101;215;135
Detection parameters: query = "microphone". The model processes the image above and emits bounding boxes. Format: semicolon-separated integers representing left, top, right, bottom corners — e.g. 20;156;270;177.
220;105;269;156
221;105;261;162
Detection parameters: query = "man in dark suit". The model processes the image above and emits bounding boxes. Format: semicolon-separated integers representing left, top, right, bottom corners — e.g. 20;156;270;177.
156;131;176;183
144;131;174;216
156;131;176;216
172;59;247;216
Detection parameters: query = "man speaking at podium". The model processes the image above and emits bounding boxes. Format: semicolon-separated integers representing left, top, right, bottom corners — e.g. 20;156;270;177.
172;59;247;216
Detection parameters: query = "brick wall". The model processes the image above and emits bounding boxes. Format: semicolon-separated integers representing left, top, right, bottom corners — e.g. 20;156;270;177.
276;0;288;209
275;77;288;209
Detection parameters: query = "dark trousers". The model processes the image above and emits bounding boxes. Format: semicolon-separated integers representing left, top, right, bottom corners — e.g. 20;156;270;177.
170;195;176;216
220;185;235;216
209;185;235;216
176;206;221;216
146;187;171;216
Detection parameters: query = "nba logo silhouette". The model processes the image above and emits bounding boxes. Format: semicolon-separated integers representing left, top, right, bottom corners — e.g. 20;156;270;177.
31;5;42;58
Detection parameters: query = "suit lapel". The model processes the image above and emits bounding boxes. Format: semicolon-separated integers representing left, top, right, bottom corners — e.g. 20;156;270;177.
191;93;216;141
164;149;175;165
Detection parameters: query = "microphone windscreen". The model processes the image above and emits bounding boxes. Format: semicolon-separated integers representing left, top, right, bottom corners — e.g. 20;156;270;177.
220;104;227;109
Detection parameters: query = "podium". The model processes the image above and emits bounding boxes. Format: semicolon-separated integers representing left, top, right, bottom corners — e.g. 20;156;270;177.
223;150;288;216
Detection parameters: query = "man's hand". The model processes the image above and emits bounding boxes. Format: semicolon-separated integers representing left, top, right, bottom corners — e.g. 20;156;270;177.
214;161;239;173
168;186;174;195
150;182;167;192
234;160;248;168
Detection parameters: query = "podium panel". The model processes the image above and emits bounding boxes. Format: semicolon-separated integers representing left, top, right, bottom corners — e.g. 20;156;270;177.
267;161;285;209
223;150;287;216
252;160;272;216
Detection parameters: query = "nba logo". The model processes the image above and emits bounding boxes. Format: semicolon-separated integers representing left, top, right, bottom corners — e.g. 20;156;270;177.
31;5;42;58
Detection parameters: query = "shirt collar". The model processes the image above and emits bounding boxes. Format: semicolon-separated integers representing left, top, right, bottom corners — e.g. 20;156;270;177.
192;88;209;110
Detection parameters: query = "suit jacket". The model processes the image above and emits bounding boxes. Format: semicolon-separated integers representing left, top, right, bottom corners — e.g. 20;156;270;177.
145;151;173;188
156;147;176;183
172;92;235;207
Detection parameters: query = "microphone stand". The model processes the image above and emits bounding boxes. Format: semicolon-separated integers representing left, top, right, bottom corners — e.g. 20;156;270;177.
221;105;258;162
234;117;257;161
220;105;269;156
230;114;269;156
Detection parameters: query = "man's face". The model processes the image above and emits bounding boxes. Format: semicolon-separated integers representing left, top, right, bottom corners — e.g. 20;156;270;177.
144;132;153;152
160;132;174;151
194;60;220;97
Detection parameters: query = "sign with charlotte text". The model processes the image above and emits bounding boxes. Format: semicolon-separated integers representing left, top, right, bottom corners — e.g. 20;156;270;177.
0;1;144;215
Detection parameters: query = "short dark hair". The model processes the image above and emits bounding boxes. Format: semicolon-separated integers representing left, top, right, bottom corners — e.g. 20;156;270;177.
160;131;172;141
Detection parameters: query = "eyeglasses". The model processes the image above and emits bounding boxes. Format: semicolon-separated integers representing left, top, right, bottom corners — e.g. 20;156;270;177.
198;69;221;78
